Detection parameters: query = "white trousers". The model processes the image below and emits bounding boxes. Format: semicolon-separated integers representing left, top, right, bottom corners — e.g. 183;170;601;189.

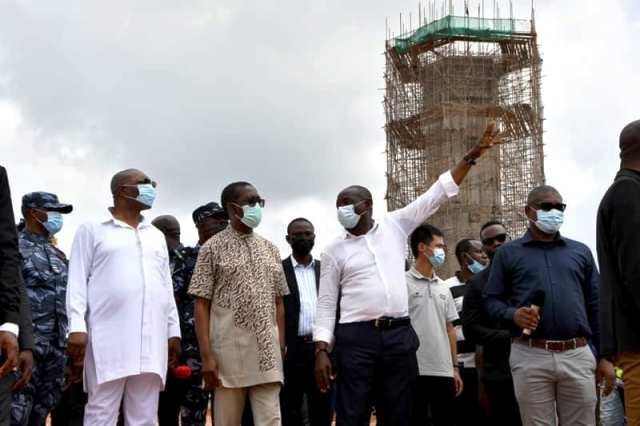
84;370;163;426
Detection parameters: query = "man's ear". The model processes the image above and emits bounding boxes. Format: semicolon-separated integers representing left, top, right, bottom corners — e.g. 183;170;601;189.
285;235;291;244
524;205;536;221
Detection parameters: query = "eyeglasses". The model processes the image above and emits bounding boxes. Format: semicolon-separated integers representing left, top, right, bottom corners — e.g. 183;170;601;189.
482;233;508;246
121;179;157;188
532;202;566;212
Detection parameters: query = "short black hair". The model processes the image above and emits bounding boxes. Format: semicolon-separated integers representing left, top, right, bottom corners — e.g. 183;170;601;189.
527;185;562;205
220;181;252;214
287;217;313;234
455;238;476;264
338;185;373;201
410;224;443;258
110;168;142;194
480;220;504;234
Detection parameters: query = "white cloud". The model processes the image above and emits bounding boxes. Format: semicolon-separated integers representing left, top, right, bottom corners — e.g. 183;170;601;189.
1;0;637;260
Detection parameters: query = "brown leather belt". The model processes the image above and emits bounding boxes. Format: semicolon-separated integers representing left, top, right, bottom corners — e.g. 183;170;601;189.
514;336;588;352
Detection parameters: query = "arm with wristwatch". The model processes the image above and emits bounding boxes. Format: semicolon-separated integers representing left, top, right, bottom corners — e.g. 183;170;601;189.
313;122;503;393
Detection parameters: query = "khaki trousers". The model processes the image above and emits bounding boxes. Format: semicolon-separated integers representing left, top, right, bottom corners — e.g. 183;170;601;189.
509;342;597;426
214;382;282;426
615;352;640;426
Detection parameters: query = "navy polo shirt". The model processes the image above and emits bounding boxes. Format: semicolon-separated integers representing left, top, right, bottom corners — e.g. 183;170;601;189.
484;230;600;353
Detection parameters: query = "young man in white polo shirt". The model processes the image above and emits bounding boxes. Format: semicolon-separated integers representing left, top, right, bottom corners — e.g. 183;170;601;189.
407;224;462;426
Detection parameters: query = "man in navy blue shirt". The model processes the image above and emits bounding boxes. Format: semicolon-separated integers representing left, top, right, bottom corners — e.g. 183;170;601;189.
484;185;614;426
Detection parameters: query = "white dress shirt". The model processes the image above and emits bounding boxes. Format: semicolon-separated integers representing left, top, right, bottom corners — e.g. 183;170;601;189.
291;256;317;336
313;171;459;345
66;214;181;386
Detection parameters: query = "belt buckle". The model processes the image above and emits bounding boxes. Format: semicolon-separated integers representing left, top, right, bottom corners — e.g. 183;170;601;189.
545;340;561;353
375;318;390;329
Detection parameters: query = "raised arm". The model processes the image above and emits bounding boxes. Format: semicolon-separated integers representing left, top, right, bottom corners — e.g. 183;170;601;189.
390;123;502;235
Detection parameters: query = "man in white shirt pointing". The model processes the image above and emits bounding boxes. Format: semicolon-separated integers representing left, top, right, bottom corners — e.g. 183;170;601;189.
313;123;501;426
66;169;181;425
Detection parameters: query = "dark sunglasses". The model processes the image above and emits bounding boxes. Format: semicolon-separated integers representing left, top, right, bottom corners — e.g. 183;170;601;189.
533;202;566;212
121;178;157;188
482;233;508;246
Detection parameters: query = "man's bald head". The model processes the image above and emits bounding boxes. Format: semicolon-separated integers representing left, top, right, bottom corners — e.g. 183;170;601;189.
620;120;640;168
110;168;147;194
152;215;181;251
337;185;372;204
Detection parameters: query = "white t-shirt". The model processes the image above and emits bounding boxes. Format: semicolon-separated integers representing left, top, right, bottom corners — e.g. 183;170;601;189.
407;268;458;377
444;274;476;368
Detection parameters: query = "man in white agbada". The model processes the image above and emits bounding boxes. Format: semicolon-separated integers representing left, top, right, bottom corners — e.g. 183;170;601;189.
66;169;181;425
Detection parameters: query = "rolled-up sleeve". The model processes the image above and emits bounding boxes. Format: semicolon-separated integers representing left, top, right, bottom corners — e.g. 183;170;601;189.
388;171;459;235
484;248;516;324
67;223;94;334
313;252;340;346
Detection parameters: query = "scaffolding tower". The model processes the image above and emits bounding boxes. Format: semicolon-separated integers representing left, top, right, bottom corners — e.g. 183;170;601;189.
385;10;545;276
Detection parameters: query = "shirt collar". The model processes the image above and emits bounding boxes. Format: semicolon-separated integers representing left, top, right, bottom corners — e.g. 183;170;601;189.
20;229;49;243
103;209;152;229
408;266;440;283
290;255;315;269
521;229;567;246
344;222;379;240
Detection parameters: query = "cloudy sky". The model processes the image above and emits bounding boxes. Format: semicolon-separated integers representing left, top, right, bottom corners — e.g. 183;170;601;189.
1;0;638;264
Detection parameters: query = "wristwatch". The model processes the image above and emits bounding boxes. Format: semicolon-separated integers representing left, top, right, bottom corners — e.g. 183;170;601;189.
463;154;477;166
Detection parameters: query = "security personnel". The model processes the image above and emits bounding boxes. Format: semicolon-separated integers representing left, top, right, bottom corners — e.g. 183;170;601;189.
154;202;228;426
12;192;72;426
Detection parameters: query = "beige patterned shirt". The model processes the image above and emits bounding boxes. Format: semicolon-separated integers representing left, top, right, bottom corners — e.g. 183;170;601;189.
188;227;289;388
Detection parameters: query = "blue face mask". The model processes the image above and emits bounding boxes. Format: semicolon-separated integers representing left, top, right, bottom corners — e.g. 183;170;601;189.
241;205;263;229
467;259;487;274
535;209;564;234
337;204;362;230
38;211;64;235
428;248;446;268
135;184;157;208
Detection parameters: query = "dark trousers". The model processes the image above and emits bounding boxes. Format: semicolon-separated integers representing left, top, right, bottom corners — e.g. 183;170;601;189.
281;337;332;426
335;321;419;426
483;377;521;426
50;382;88;426
0;373;14;426
158;373;210;426
410;376;455;426
452;367;484;426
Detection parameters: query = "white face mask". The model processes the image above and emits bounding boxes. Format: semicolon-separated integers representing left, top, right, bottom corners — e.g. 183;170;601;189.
337;204;362;230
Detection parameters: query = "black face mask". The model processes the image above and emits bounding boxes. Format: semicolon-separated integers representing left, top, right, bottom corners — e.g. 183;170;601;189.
290;238;314;256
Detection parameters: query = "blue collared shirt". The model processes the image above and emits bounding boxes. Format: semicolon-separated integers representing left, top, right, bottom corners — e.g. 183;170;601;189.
484;231;600;353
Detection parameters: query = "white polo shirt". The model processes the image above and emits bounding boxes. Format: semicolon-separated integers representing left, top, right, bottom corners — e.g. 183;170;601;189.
407;267;458;377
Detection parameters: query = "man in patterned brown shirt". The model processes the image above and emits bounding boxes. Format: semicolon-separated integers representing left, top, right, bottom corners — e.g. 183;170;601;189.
189;181;289;426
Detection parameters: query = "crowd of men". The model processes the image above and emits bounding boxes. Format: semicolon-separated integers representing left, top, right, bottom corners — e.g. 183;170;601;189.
0;119;639;426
